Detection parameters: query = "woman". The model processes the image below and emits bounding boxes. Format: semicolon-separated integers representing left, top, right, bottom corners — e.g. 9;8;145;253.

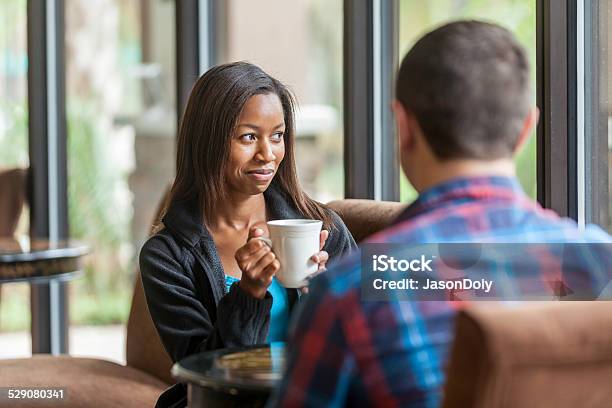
139;62;356;406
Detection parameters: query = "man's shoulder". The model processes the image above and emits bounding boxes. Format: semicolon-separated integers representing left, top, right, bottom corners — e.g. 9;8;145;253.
365;201;611;244
312;205;611;298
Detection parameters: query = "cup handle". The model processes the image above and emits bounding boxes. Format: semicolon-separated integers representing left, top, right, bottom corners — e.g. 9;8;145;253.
255;236;272;248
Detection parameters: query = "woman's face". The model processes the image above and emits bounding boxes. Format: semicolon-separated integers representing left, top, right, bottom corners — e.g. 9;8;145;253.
225;93;286;196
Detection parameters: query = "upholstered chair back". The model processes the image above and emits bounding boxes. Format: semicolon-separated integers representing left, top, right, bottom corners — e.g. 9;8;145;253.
443;302;612;408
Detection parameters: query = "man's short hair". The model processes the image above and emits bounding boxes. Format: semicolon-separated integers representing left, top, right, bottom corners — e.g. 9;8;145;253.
396;20;531;160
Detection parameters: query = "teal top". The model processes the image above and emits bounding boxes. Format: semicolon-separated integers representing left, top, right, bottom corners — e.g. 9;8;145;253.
224;275;290;342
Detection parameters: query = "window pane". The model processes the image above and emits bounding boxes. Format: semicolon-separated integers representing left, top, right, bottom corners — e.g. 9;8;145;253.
65;0;176;362
0;0;28;168
222;0;344;201
0;0;30;355
398;0;537;203
605;1;612;232
586;1;611;232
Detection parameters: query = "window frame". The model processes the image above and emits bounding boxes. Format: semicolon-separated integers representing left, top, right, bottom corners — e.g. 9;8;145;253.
27;0;70;354
581;0;609;229
175;0;223;122
343;0;399;201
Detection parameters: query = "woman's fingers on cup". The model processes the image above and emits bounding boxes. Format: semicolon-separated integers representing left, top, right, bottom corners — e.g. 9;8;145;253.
301;260;327;293
319;230;329;251
310;250;329;265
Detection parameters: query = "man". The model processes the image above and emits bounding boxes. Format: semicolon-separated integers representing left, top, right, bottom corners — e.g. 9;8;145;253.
269;21;611;407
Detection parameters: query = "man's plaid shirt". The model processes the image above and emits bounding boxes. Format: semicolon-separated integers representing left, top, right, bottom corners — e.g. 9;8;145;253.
269;176;611;407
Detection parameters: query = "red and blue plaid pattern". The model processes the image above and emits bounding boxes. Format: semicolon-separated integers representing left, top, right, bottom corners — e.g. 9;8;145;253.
269;176;611;407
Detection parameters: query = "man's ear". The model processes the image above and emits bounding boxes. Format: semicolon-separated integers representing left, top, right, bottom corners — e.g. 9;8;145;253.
514;106;539;153
392;100;414;153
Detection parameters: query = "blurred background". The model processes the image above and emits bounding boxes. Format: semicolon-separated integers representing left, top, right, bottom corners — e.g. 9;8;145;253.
0;0;609;364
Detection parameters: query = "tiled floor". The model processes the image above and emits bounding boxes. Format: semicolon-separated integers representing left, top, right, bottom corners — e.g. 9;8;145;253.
0;325;125;364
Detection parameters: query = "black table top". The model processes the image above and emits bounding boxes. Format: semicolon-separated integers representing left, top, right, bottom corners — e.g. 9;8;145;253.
172;343;285;393
0;238;89;283
0;238;89;263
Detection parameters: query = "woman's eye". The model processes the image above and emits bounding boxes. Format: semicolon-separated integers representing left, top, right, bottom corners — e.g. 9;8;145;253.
240;134;256;142
271;132;284;141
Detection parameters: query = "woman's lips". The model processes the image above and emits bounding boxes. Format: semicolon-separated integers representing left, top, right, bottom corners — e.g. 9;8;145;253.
246;169;274;182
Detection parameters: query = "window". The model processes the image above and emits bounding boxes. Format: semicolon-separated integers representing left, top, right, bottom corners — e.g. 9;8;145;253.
583;0;611;231
0;0;30;355
398;0;537;202
64;0;176;362
0;0;28;168
221;0;344;202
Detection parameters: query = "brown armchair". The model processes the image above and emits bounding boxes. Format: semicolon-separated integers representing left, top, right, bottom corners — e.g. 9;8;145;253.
443;302;612;408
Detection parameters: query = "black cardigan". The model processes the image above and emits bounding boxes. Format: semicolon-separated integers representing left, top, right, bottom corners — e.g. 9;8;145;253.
139;184;356;407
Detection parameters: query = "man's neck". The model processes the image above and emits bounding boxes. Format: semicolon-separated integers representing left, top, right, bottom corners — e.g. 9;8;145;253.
414;159;516;194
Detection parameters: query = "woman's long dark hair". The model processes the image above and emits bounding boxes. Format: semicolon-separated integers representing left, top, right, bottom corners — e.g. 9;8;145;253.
166;61;333;229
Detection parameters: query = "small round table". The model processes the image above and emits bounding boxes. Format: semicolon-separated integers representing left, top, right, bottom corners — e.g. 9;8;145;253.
0;238;89;353
172;343;285;408
0;238;88;283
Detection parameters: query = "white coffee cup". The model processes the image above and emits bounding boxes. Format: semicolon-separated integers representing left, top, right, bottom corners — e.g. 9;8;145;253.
257;219;322;288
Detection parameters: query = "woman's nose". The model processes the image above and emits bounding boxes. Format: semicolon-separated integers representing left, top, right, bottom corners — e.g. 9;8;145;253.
255;140;276;162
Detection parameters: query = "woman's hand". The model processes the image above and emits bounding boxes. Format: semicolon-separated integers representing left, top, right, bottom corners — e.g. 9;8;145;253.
301;230;329;294
235;227;279;299
311;229;329;273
